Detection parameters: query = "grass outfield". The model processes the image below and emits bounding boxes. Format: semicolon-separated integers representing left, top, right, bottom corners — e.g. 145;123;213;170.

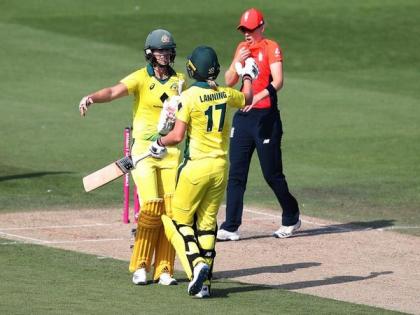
0;239;403;315
1;0;419;235
0;1;418;313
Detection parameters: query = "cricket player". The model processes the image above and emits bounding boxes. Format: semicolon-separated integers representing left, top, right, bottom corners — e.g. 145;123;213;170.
148;46;258;297
78;29;186;286
217;8;301;241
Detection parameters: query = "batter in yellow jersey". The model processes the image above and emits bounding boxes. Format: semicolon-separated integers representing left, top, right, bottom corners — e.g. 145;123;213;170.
148;46;258;298
78;29;186;287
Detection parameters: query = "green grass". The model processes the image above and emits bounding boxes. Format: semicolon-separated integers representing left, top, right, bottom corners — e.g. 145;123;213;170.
0;1;418;313
1;0;419;235
0;240;402;315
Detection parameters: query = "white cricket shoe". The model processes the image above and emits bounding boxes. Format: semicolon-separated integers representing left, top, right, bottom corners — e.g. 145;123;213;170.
216;229;240;241
158;272;177;286
195;284;210;298
132;268;147;285
188;262;209;296
273;219;301;239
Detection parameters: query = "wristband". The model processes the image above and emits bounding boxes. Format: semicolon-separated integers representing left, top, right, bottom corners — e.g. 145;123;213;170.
242;74;252;81
266;84;277;98
157;137;165;147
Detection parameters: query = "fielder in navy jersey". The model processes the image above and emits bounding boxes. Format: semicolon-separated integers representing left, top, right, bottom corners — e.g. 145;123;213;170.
217;8;301;241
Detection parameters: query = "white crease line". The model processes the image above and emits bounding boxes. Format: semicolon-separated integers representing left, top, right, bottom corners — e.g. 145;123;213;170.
0;231;46;244
0;222;117;231
42;238;126;244
0;230;127;245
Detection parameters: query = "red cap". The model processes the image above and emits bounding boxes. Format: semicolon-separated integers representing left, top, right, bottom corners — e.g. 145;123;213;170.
237;8;264;31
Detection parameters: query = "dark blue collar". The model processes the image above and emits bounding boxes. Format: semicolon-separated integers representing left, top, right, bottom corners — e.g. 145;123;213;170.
146;63;176;84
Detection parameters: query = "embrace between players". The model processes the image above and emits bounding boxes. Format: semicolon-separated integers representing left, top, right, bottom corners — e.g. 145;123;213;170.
78;8;301;298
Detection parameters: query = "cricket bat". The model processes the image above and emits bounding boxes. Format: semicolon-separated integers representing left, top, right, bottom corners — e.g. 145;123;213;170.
82;153;150;192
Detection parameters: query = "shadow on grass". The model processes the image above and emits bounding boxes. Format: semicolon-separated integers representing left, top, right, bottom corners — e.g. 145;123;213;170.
0;171;73;182
214;262;321;279
294;219;396;238
276;271;393;290
237;219;396;241
212;271;393;298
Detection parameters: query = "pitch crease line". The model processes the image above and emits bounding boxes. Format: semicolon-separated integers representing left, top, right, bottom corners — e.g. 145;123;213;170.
0;222;117;231
0;231;47;244
42;238;126;244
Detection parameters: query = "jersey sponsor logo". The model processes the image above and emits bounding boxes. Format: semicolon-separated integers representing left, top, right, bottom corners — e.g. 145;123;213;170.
149;83;155;90
170;82;178;90
258;51;263;62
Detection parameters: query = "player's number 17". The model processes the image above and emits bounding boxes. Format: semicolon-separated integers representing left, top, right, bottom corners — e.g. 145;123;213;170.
204;103;226;132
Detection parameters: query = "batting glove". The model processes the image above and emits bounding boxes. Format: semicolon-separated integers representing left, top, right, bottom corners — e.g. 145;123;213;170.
234;62;245;77
157;95;181;135
242;58;259;80
149;138;167;159
79;96;93;117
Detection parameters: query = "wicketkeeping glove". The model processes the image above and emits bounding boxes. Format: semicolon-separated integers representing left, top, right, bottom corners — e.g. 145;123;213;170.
157;95;181;135
149;139;167;159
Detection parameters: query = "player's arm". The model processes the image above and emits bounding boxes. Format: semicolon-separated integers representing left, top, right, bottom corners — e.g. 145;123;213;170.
79;83;128;117
253;61;283;105
242;76;253;105
159;119;187;146
148;119;187;158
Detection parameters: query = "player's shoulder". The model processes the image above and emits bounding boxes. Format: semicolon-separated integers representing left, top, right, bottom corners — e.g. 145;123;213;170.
128;67;149;79
263;38;281;49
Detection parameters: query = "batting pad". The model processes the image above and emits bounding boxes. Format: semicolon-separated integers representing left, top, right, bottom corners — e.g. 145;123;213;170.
129;199;164;273
152;194;176;280
161;215;205;279
197;232;216;269
153;226;176;280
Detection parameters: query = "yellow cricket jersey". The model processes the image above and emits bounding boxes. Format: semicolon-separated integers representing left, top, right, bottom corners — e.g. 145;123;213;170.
176;82;245;160
120;64;186;140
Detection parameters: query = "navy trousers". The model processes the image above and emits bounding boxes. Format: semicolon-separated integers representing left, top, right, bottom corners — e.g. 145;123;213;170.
220;107;300;232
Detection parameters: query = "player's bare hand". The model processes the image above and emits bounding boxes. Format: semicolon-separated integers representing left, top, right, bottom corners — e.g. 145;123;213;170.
79;96;93;117
241;103;255;112
237;47;251;63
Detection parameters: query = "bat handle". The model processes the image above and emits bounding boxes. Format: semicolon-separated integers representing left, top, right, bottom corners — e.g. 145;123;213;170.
132;152;152;167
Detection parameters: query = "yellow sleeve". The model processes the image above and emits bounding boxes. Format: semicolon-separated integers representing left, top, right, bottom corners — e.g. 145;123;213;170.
226;88;245;109
176;94;191;124
120;70;143;95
